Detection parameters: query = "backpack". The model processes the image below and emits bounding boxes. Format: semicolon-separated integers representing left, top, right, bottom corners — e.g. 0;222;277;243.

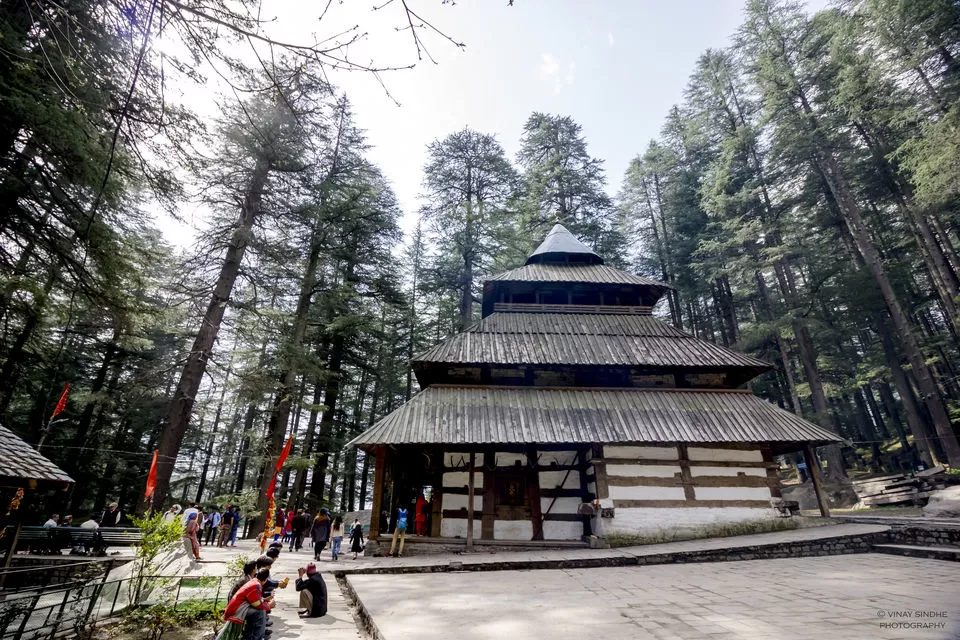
396;508;408;531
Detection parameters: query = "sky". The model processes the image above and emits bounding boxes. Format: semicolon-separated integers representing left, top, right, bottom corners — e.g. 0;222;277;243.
158;0;761;247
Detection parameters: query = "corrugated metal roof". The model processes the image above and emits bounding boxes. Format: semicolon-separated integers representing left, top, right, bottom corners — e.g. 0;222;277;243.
0;424;74;489
414;313;770;370
348;386;841;448
526;224;603;265
487;263;670;288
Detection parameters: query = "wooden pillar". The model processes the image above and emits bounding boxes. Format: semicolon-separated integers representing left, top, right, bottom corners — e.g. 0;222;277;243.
590;444;609;501
761;446;782;498
431;449;444;538
481;448;496;540
677;444;696;501
368;446;386;539
804;444;830;517
526;447;543;541
466;452;476;551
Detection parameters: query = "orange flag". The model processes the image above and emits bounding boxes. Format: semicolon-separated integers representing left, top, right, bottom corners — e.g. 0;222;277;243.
144;450;159;500
264;437;294;499
261;437;293;552
50;383;70;419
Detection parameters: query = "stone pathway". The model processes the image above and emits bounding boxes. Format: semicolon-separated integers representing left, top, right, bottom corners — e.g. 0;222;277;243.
334;522;889;575
348;554;960;640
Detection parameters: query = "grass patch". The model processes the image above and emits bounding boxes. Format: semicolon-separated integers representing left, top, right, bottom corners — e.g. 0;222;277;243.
605;517;799;548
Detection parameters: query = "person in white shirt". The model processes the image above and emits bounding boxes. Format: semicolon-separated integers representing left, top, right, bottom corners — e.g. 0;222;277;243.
43;514;59;528
181;503;199;523
76;513;100;555
162;504;182;522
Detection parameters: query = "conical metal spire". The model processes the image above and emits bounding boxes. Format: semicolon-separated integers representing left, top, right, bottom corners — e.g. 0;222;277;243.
525;223;603;265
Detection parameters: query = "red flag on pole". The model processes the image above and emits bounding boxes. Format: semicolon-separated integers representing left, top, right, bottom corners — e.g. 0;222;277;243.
144;450;159;500
264;437;294;499
50;383;70;419
261;437;293;552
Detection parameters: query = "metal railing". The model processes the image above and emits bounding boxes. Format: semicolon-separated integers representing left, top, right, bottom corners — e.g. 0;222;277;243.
0;562;232;640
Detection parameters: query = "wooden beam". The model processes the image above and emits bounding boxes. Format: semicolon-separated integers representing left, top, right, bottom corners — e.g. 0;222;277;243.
442;509;483;519
540;487;584;498
369;446;386;540
466;452;476;551
804;444;830;517
612;499;772;509
527;448;544;541
542;513;582;522
606;474;779;488
602;458;777;469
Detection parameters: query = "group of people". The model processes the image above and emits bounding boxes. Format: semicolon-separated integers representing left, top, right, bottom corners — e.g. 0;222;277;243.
265;508;365;562
163;503;243;561
218;540;328;639
39;502;124;555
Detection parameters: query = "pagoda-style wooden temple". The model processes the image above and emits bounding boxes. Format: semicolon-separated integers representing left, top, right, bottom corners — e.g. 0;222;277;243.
349;225;840;544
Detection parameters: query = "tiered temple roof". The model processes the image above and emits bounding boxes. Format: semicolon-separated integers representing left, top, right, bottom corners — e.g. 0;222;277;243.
351;224;840;451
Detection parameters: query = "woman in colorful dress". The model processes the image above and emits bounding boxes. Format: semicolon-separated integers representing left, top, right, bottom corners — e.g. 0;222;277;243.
183;512;202;561
217;568;274;640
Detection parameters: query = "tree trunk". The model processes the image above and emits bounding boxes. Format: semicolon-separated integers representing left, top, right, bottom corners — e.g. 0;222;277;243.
814;148;960;466
148;157;270;510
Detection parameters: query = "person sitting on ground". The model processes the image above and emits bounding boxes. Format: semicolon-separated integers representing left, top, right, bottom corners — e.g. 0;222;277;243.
295;562;327;618
255;547;280;570
228;560;258;601
100;502;122;527
219;568;274;640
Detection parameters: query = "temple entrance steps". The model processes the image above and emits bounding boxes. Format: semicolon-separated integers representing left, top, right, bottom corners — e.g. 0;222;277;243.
365;534;590;557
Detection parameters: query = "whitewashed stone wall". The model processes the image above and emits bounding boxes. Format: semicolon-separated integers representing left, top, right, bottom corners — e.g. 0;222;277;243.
601;444;778;537
440;452;483;539
529;449;582;542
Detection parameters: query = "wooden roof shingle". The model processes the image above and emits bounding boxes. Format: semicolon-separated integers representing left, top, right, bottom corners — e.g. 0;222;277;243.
0;424;74;490
348;386;841;454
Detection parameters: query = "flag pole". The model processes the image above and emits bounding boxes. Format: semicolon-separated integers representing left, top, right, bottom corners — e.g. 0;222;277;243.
38;383;70;448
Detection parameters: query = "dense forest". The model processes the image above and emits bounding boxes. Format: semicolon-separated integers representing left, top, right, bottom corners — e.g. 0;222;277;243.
2;0;958;526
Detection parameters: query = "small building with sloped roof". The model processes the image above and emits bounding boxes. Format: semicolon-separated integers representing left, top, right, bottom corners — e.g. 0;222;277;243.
349;224;839;545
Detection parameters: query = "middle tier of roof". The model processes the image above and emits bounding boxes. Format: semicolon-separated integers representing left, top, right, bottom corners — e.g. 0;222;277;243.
413;312;771;372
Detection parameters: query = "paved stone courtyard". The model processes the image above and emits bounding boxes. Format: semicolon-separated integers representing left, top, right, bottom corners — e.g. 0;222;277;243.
348;554;960;640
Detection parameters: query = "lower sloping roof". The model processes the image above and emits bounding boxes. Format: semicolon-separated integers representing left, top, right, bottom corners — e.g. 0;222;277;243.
0;424;74;490
347;386;841;454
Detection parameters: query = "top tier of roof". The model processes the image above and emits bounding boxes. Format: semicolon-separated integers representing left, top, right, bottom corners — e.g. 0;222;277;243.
526;223;604;265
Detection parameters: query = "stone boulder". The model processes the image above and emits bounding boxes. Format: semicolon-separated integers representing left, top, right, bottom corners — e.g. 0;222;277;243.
782;479;858;511
923;486;960;518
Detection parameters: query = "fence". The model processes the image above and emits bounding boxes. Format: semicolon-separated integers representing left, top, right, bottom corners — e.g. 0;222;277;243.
0;561;232;640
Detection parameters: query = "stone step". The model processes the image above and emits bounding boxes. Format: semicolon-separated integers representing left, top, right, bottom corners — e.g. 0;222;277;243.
871;543;960;562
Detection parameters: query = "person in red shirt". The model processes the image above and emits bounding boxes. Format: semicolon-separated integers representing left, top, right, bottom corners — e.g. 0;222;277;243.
415;492;428;536
219;568;273;640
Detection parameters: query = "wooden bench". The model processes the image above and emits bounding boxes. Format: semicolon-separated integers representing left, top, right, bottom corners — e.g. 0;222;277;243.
3;526;142;555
